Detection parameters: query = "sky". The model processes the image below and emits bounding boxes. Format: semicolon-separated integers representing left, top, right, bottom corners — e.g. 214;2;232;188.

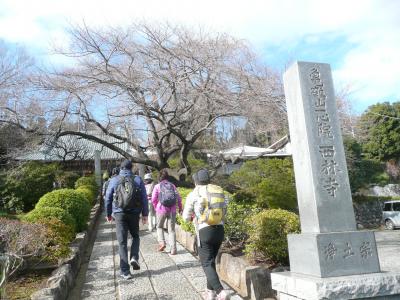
0;0;399;114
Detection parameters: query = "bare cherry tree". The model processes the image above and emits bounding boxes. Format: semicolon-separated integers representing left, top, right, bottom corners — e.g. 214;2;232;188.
336;85;359;138
0;42;46;163
8;23;286;174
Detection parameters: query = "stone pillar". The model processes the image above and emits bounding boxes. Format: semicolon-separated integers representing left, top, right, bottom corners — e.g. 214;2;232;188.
94;150;101;187
271;62;400;299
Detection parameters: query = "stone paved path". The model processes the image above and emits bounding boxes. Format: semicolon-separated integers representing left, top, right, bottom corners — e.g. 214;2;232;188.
76;212;400;300
375;230;400;273
80;213;243;300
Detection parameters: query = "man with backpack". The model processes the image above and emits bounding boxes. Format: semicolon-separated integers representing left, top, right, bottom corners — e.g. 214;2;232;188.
182;168;230;300
105;160;148;280
151;169;182;255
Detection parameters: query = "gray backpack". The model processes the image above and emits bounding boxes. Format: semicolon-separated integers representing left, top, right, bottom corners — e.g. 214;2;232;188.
159;181;177;207
113;175;142;210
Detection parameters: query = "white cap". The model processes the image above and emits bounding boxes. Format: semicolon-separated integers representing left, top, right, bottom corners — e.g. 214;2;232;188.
144;173;152;180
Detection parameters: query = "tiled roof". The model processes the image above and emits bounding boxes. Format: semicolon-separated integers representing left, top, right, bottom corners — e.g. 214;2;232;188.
17;134;134;161
219;135;291;160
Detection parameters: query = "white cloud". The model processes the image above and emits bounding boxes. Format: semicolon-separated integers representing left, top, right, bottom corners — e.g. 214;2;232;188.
0;0;399;112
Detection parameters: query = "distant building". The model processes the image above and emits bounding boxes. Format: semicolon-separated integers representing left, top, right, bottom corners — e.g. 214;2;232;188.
16;133;151;174
214;135;292;175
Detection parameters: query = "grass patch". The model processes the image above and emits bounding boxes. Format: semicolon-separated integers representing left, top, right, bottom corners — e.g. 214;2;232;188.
4;269;53;300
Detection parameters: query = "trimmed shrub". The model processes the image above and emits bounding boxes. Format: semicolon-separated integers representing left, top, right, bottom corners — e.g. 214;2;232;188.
168;152;209;175
76;186;96;205
37;218;74;262
55;171;80;189
245;209;300;265
177;187;192;205
75;176;98;193
176;214;196;234
229;158;297;211
176;187;195;234
224;201;260;243
23;206;76;233
35;189;90;232
0;162;58;213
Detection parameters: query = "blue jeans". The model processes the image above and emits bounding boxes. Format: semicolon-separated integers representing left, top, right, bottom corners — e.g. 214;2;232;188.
114;212;140;274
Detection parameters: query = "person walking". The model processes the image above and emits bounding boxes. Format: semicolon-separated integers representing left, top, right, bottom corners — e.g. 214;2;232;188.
182;169;230;300
144;173;157;232
151;169;182;255
105;160;148;280
102;171;110;200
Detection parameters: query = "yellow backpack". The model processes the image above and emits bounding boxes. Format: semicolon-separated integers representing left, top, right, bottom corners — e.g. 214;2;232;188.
198;184;226;225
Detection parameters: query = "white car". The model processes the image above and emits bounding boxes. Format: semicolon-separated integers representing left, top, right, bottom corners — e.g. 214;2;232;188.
382;200;400;230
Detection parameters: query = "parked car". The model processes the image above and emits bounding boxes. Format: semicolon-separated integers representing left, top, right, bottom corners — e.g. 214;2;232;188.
382;200;400;230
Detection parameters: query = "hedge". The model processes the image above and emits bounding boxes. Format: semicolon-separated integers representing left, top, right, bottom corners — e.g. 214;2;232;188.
245;209;300;265
75;176;98;193
35;189;91;232
176;187;195;234
23;206;76;233
76;186;96;205
0;162;58;212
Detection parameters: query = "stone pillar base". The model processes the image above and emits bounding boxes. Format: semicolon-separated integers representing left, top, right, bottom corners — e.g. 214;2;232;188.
271;271;400;300
288;231;380;277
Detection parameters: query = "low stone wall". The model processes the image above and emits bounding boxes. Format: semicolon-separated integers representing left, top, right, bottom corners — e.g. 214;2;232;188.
217;253;276;300
175;224;197;254
30;201;102;300
175;224;276;300
354;183;400;229
361;184;400;197
353;200;384;229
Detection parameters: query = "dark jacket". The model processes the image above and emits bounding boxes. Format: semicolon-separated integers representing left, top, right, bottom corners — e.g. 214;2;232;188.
105;169;148;217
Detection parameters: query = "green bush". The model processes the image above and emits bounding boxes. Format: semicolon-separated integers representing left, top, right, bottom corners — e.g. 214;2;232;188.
0;162;58;213
224;201;260;243
343;136;390;191
176;214;196;234
76;186;96;205
0;211;18;220
37;218;74;262
75;176;98;192
177;187;192;205
230;158;297;211
168;152;209;175
232;190;256;204
245;209;300;265
35;189;90;232
55;171;80;189
23;206;76;233
352;195;395;204
176;187;196;234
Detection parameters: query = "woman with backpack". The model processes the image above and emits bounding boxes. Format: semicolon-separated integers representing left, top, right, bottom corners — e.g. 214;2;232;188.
151;169;182;255
182;169;230;300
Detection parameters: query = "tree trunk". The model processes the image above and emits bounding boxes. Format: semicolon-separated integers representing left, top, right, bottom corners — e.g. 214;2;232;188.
179;143;191;176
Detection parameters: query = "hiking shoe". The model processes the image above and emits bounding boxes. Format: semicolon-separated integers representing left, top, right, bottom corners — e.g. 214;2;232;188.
120;273;133;280
204;289;216;300
130;258;140;270
157;244;166;252
216;290;231;300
